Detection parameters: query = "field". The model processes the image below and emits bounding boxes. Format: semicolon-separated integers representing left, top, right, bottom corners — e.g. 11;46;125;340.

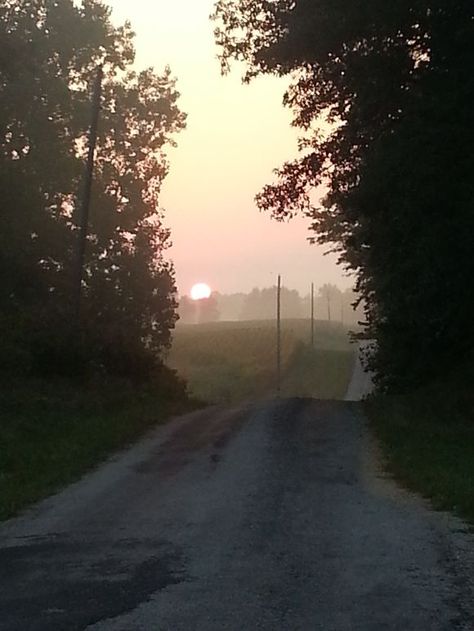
167;319;355;404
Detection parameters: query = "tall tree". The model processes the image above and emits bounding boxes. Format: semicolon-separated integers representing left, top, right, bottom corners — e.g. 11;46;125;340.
212;0;474;391
0;0;186;375
318;284;341;322
240;286;302;320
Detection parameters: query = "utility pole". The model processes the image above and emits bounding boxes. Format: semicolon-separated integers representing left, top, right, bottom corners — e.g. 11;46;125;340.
276;275;282;396
327;291;331;322
74;65;103;322
311;282;315;347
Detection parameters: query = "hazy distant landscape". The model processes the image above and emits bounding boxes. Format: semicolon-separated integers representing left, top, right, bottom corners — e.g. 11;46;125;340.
169;319;355;403
178;284;364;326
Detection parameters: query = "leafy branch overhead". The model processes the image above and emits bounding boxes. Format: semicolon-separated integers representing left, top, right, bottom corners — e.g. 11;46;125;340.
212;0;474;392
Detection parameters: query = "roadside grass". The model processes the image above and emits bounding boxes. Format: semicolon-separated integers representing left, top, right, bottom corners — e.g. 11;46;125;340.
366;383;474;525
0;378;200;521
168;319;355;403
1;319;354;521
282;343;355;400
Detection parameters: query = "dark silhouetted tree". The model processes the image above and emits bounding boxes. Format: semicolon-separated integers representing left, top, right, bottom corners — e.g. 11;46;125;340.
0;0;186;377
213;0;474;391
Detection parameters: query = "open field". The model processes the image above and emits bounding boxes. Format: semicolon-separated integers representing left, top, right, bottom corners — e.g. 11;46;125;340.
167;319;355;404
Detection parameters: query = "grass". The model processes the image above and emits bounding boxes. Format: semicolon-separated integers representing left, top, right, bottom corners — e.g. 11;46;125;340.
1;319;355;522
0;377;199;521
282;342;355;400
366;381;474;525
167;318;355;403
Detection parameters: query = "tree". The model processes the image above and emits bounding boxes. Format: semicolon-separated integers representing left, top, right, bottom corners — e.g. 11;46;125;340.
341;288;365;328
196;293;220;324
178;294;220;324
0;0;186;376
318;284;341;323
178;296;197;324
212;0;474;391
240;286;303;320
214;292;246;321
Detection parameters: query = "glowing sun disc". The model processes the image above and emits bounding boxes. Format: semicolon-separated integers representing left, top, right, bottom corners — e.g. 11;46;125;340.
191;283;212;301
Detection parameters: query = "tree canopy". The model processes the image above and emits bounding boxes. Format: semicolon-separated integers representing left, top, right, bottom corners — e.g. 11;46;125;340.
0;0;186;378
212;0;474;391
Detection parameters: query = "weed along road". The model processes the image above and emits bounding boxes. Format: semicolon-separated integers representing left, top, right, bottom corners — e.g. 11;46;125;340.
1;400;473;630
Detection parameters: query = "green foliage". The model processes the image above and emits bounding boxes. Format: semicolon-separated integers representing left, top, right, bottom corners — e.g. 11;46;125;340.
0;0;186;378
366;366;474;523
282;342;354;400
0;372;196;521
212;1;474;392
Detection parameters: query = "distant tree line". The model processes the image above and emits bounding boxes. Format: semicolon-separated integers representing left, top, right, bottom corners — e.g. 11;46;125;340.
0;0;185;381
178;285;364;325
213;1;474;392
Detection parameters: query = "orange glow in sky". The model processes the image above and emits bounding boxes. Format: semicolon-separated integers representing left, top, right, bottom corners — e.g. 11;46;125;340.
108;0;353;296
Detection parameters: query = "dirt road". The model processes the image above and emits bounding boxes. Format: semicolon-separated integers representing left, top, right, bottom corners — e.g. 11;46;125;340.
1;399;473;630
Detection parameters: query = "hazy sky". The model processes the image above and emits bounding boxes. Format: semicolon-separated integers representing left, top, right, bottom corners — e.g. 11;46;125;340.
108;0;353;296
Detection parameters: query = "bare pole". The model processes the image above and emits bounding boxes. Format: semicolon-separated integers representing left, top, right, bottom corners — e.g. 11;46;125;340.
327;290;331;322
311;282;315;347
276;274;282;396
74;65;103;321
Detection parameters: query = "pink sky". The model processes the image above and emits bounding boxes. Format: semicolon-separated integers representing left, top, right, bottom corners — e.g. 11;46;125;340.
108;0;354;296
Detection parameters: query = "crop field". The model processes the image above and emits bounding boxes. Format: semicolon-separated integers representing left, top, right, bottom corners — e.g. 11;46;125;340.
167;319;356;404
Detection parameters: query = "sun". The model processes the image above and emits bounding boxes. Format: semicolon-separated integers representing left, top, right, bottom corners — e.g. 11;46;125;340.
190;282;212;301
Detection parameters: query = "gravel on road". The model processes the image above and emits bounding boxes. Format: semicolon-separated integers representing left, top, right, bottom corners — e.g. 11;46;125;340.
1;399;473;630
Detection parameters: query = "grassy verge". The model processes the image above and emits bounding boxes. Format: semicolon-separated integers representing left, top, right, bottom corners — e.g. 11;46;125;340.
366;386;474;525
1;319;353;521
0;378;200;521
168;319;355;403
282;343;355;400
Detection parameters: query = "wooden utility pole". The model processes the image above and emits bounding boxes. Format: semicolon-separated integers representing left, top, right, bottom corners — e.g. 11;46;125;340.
276;275;282;396
311;282;315;347
74;65;103;321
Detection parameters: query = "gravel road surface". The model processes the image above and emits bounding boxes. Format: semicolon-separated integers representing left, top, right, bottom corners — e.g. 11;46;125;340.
1;399;473;630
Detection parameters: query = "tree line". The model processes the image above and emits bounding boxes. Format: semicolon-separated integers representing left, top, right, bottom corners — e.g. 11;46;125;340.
178;285;364;325
212;0;474;393
1;0;185;382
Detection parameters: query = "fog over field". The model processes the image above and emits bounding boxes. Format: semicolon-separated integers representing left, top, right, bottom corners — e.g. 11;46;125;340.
169;319;355;404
